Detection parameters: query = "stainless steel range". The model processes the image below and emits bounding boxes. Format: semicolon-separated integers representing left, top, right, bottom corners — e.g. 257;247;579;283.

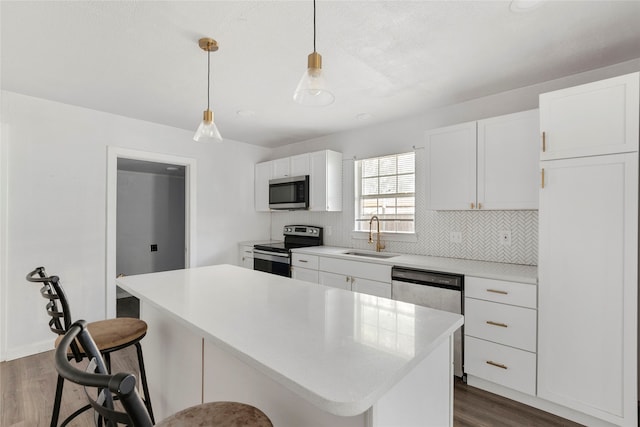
253;225;323;277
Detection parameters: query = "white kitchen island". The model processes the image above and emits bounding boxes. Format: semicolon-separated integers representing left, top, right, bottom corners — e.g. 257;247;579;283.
116;264;463;427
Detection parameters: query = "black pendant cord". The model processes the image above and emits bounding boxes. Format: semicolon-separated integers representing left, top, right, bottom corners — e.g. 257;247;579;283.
313;0;316;53
207;49;211;111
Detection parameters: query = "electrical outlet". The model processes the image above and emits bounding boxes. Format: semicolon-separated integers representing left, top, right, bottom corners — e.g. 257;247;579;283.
450;231;462;243
150;244;158;252
499;230;511;246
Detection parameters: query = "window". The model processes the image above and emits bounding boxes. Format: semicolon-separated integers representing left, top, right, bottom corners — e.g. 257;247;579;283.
355;152;415;233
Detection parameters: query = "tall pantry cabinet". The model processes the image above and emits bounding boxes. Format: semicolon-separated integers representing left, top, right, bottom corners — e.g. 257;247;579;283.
538;72;639;427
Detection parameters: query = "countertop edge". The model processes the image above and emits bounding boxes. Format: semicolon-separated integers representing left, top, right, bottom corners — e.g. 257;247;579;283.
291;246;538;285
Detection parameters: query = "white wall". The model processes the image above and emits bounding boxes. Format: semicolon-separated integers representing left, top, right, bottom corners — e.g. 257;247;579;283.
116;170;186;276
0;91;270;360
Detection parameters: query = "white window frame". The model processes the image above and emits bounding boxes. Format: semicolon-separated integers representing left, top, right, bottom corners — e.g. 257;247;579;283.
353;152;416;241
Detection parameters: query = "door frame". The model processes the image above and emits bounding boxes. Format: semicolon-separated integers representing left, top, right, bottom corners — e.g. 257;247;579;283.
105;146;197;318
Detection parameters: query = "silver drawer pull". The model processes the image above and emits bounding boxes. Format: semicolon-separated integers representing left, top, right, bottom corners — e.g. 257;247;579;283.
486;360;508;370
486;289;508;295
486;321;508;328
299;259;308;263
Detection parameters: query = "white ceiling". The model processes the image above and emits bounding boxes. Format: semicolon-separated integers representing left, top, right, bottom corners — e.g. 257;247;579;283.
2;1;640;148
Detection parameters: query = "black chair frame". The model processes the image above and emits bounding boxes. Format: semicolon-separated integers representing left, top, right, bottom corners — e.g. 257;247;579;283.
27;266;153;426
55;319;153;427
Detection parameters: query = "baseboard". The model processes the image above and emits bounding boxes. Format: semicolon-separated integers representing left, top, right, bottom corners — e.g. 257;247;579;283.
466;375;619;427
3;339;53;361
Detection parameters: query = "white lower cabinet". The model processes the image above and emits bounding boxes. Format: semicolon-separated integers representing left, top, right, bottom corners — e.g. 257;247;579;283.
291;253;319;283
291;253;392;298
465;336;536;395
319;257;392;298
291;267;319;284
464;276;537;396
318;271;352;291
238;245;254;269
351;278;391;298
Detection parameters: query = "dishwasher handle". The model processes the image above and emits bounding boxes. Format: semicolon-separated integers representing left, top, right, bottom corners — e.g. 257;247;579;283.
391;266;463;291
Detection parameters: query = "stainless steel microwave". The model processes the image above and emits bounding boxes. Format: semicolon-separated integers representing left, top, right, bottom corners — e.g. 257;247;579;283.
269;175;309;210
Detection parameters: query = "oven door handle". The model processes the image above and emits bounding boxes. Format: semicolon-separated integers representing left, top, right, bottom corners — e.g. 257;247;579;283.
253;250;291;264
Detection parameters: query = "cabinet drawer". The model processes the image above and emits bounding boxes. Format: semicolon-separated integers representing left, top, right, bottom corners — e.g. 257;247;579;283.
465;298;536;352
465;336;536;396
465;276;536;308
292;253;319;270
319;257;391;283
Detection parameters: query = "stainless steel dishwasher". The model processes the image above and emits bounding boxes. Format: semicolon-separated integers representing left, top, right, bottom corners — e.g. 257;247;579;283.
391;266;464;378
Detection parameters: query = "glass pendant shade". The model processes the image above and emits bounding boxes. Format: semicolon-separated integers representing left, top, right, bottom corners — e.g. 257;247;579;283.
193;109;222;142
293;52;334;107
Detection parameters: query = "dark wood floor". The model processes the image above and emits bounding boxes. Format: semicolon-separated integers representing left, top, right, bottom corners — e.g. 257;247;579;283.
1;346;583;427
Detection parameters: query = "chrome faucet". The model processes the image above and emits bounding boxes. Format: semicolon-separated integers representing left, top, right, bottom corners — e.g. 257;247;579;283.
368;215;386;252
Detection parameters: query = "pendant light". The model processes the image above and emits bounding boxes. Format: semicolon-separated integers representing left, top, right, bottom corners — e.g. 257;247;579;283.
293;0;334;106
193;37;222;142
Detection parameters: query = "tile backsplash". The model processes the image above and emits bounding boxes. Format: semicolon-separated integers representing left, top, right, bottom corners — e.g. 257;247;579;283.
270;209;538;266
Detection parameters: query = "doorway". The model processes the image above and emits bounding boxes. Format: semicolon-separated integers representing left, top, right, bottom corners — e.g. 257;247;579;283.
105;147;197;319
116;158;186;317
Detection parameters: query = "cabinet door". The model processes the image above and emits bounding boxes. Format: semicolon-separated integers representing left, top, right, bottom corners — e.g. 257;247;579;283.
352;278;391;298
538;153;637;423
290;154;310;177
426;122;477;210
291;266;319;284
271;158;290;178
477;110;539;210
540;72;639;160
238;245;254;269
254;161;272;212
309;151;328;211
318;271;351;291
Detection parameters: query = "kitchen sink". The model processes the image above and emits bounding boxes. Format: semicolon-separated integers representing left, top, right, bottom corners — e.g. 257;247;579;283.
342;250;399;259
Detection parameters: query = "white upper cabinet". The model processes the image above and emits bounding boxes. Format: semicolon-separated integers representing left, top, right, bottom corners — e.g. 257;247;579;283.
309;150;342;212
426;110;539;210
426;122;477;210
540;72;639;160
477;109;540;210
290;153;310;177
271;157;290;178
254;150;342;212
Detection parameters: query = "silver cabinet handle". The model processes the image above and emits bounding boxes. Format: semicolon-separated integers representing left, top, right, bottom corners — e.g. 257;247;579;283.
486;289;508;295
299;259;308;263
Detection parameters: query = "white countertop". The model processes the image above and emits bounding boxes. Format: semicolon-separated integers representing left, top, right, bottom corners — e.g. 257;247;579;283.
116;264;463;416
291;246;538;284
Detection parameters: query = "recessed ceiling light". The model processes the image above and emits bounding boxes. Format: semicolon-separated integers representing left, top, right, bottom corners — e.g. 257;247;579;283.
509;0;544;13
357;113;373;121
236;109;255;117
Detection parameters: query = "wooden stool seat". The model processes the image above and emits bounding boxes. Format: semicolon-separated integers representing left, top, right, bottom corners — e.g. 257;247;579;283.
156;401;273;427
27;266;155;426
54;317;147;354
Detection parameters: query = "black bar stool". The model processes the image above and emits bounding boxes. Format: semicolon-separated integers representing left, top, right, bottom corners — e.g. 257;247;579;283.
27;266;154;426
55;320;273;426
